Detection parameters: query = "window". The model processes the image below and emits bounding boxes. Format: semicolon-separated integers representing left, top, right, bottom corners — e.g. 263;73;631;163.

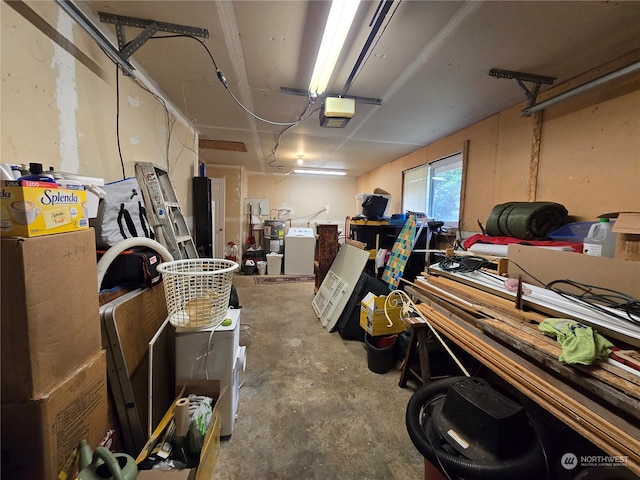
402;152;463;227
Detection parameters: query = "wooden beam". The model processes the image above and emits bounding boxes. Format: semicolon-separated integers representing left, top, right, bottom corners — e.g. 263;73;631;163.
477;318;640;414
528;110;543;201
198;139;247;152
458;139;470;230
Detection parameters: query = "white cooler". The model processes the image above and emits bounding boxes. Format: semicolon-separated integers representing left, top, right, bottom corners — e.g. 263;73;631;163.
284;227;316;275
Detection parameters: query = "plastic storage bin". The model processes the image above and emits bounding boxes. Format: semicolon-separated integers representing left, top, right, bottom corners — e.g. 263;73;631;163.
266;252;283;275
547;222;596;243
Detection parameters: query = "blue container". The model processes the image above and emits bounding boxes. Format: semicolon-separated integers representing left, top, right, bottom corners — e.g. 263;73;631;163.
548;222;596;242
389;213;407;226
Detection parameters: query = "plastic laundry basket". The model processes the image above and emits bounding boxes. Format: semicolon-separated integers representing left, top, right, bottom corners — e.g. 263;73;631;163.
157;258;239;330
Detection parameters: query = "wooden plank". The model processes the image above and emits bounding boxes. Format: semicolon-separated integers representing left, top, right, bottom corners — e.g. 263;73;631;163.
528;110;543;201
417;275;548;324
424;274;550;322
198;139;247;152
458;140;470;231
481;311;640;388
411;277;640;387
415;303;640;474
345;239;367;250
477;317;640;419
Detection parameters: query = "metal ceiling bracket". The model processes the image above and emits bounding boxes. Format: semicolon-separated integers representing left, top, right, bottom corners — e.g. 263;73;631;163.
280;87;382;106
99;12;209;62
55;0;135;75
489;68;556;116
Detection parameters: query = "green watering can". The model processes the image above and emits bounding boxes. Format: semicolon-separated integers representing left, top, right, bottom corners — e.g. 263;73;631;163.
77;439;138;480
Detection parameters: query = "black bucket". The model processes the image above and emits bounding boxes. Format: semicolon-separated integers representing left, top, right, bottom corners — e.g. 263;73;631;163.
364;333;398;374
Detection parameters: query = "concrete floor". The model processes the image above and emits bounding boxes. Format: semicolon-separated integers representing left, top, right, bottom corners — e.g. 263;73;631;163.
212;274;425;480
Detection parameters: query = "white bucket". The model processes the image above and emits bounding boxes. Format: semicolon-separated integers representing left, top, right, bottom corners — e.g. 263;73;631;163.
257;261;267;275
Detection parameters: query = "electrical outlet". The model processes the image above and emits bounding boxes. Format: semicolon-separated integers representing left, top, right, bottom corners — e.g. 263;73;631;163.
324;205;330;214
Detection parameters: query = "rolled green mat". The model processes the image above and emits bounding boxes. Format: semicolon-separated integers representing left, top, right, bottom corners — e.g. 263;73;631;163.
485;201;568;240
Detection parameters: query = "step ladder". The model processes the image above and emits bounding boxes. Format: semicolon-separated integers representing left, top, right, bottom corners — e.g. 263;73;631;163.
135;162;198;260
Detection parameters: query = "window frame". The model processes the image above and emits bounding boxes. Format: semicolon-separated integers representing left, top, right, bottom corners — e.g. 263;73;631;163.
402;151;463;228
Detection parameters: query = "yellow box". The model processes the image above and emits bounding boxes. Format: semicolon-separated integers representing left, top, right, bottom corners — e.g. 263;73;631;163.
359;292;406;336
0;180;89;237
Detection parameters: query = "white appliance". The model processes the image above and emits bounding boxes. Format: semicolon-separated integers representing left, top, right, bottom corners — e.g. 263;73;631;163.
284;227;316;275
175;309;245;438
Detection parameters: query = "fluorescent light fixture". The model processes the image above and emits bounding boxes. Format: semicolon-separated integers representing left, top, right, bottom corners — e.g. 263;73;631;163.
293;169;347;176
308;0;361;96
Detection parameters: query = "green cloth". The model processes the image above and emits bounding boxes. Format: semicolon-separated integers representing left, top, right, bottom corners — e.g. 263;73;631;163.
538;318;613;365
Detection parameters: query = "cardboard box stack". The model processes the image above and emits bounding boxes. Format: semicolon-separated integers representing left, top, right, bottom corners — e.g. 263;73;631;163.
1;228;109;479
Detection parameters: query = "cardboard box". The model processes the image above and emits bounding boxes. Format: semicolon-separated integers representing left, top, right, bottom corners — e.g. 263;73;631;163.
1;229;102;402
507;244;640;298
1;350;109;480
612;212;640;262
137;381;223;480
0;180;89;237
359;292;406;336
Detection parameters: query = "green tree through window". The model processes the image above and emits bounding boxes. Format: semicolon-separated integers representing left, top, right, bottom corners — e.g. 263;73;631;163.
403;152;463;227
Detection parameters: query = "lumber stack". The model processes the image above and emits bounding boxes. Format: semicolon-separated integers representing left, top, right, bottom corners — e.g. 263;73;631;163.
403;275;640;476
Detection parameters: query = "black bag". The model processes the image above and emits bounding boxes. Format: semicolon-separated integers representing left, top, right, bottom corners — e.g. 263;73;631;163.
93;178;155;249
229;285;241;309
362;195;389;220
336;272;391;341
98;247;161;290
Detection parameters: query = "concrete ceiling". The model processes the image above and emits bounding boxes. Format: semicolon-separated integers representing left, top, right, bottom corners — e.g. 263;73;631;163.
83;1;640;178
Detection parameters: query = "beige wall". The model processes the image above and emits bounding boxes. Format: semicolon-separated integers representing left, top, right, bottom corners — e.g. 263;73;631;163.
202;167;357;254
247;173;356;227
1;1;198;222
357;53;640;232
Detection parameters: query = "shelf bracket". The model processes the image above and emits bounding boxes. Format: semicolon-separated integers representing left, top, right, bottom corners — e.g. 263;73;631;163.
489;68;556;116
99;12;209;71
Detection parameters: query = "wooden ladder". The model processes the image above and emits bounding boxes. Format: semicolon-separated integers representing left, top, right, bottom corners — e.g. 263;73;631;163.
135;162;198;260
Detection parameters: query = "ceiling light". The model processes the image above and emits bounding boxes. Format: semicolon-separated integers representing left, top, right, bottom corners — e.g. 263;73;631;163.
293;169;347;176
308;0;361;96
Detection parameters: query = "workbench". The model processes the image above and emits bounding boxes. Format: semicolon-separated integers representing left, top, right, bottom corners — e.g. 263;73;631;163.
404;276;640;477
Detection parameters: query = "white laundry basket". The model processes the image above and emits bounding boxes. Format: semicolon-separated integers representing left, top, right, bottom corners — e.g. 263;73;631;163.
157;258;239;330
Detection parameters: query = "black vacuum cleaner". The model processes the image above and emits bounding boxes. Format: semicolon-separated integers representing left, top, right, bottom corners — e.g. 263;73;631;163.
406;376;548;480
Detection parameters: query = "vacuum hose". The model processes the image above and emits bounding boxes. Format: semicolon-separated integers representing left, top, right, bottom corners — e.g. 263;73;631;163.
406;377;547;480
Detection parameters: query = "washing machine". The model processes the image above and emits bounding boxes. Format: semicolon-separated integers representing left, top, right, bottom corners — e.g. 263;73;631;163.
175;308;246;438
284;227;316;275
